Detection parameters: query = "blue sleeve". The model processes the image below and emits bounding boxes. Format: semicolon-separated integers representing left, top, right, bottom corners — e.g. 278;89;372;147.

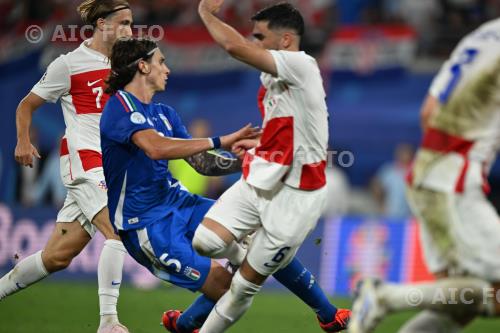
101;96;154;144
163;105;192;139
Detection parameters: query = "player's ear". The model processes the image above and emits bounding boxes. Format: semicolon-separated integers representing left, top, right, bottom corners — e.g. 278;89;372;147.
95;17;107;32
138;60;151;75
281;32;293;49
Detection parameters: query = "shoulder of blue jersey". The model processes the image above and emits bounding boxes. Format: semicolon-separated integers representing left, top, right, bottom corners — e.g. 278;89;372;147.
114;90;139;113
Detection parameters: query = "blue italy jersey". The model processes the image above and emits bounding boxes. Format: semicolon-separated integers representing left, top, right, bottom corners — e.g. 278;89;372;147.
100;90;198;231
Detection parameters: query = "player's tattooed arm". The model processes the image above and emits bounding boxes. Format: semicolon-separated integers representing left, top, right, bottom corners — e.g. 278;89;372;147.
185;150;242;176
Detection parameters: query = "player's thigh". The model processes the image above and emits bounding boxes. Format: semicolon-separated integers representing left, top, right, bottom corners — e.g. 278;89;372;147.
91;207;120;240
121;216;214;292
57;192;97;237
66;169;109;234
42;221;91;272
259;184;326;243
199;260;232;301
204;179;261;241
245;184;327;276
245;227;301;277
406;187;454;274
454;187;500;280
185;196;215;238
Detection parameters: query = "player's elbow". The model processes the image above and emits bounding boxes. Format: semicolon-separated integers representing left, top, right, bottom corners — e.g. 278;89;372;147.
143;145;163;160
224;42;245;58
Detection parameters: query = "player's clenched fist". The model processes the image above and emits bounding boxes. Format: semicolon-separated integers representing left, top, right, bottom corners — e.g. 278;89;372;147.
199;0;224;15
232;139;259;159
14;140;40;168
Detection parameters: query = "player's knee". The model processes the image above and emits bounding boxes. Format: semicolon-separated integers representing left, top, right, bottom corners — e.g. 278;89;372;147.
42;250;74;272
192;224;228;258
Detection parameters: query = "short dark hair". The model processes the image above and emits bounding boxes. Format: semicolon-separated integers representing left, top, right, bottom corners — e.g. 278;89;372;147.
251;2;305;36
106;37;158;95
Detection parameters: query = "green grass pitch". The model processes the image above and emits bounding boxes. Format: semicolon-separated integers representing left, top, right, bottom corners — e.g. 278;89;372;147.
0;281;499;332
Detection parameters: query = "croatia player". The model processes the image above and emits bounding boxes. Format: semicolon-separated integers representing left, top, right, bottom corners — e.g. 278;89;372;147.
102;36;349;333
349;18;500;333
191;2;350;332
0;1;133;332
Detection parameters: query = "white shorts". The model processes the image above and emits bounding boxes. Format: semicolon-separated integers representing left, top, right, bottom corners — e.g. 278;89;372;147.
205;179;327;276
56;158;107;238
407;185;500;281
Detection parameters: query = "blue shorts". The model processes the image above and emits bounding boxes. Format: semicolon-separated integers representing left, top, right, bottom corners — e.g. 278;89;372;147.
120;196;214;292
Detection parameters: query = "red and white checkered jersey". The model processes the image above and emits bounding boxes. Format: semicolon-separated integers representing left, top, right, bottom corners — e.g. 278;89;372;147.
31;40;110;178
242;50;329;191
409;18;500;193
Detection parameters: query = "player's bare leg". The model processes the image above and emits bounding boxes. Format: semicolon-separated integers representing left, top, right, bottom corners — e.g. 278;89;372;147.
349;272;498;333
396;271;475;333
398;310;465;333
0;221;90;299
90;207;128;333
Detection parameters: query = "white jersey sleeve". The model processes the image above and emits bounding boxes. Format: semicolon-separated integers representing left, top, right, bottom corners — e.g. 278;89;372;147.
269;50;312;87
428;59;452;99
31;55;70;103
428;35;480;100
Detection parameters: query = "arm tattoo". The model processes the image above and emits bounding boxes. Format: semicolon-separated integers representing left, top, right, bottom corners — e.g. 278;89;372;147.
185;150;242;176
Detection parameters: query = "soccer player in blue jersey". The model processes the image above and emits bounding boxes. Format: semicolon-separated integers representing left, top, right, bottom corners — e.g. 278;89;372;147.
100;37;348;333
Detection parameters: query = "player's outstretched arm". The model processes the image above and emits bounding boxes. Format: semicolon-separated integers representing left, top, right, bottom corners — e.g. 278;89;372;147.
198;0;277;75
14;92;45;168
132;123;259;161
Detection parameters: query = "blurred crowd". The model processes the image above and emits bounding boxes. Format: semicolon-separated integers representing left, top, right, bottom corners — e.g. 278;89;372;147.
2;0;500;219
2;0;500;56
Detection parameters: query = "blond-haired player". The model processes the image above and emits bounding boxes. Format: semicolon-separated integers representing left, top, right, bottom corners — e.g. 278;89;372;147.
0;1;133;332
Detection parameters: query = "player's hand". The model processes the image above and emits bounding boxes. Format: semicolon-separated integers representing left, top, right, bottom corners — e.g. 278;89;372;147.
220;123;261;150
14;140;41;168
232;139;258;159
199;0;224;15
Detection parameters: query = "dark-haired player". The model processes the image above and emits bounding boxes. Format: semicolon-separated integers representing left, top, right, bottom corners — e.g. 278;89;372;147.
191;1;349;332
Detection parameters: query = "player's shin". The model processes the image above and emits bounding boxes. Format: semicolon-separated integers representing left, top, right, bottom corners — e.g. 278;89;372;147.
176;294;216;332
0;250;48;300
273;257;337;323
198;270;261;333
97;239;126;326
398;310;463;333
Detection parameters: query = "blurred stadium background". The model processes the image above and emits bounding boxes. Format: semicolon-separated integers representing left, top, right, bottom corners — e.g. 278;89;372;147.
1;0;500;332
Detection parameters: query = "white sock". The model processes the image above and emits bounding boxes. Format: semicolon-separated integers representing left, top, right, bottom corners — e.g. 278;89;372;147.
199;270;261;333
380;277;495;316
98;239;126;326
0;250;49;300
398;310;462;333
